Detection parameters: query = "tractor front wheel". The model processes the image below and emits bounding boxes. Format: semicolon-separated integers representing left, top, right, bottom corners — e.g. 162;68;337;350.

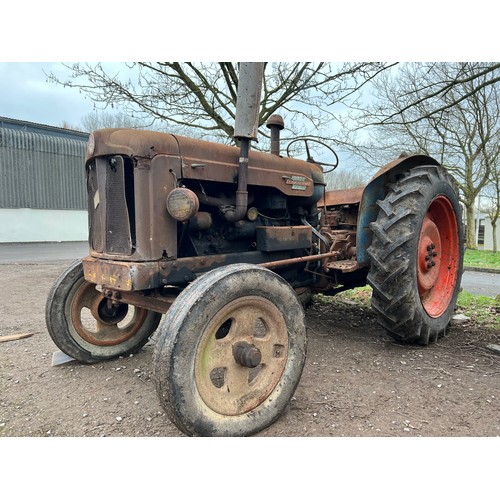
45;260;162;363
367;165;464;344
153;263;307;436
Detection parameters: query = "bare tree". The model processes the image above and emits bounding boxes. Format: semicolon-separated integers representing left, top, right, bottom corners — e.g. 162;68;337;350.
358;62;500;127
343;62;500;249
46;62;394;148
324;168;368;191
79;111;150;132
59;120;82;131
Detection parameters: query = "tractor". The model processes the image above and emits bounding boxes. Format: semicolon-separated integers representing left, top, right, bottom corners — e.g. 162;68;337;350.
45;63;464;436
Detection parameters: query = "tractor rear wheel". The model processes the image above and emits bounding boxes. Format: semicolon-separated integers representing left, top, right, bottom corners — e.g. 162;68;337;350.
153;263;307;436
367;165;464;344
45;260;162;363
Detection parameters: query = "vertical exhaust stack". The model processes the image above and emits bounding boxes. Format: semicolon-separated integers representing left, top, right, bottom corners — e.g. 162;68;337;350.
224;62;264;223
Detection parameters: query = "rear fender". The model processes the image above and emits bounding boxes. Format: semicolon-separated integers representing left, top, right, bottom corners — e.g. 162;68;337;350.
356;155;440;266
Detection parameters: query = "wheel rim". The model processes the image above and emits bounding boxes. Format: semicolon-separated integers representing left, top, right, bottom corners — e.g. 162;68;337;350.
70;279;148;346
417;195;460;318
195;296;288;416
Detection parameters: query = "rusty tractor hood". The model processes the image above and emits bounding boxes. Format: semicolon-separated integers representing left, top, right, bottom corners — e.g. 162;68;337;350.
86;128;325;195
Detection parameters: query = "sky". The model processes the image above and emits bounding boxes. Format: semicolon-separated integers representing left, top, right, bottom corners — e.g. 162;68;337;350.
0;62;96;128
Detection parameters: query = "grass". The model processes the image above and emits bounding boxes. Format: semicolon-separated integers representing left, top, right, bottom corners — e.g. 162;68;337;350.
312;251;500;331
316;285;500;331
464;249;500;270
455;290;500;329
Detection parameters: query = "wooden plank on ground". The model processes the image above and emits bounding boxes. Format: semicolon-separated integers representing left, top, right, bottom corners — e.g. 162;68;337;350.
0;333;34;343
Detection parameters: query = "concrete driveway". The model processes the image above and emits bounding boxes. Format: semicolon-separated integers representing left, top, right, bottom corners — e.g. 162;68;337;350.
0;241;88;263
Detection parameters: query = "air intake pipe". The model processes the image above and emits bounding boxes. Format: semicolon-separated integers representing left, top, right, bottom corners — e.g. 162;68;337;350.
223;62;264;223
266;114;284;156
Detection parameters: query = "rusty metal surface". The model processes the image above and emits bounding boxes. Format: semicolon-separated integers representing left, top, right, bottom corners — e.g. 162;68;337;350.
86;128;181;162
102;288;176;314
85;243;325;292
322;207;358;228
88;128;324;199
259;251;338;270
256;225;312;252
84;250;304;291
87;156;133;255
319;187;363;207
266;114;285;156
326;260;360;272
194;295;288;416
368;154;440;183
69;279;147;346
83;256;161;291
162;250;309;284
133;155;179;260
180;138;322;197
87;154;180;262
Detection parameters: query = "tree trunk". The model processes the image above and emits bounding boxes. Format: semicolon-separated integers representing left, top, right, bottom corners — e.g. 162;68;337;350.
466;203;477;249
492;222;498;253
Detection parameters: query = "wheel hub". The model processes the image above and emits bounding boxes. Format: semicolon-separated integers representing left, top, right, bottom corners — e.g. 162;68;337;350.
232;341;262;368
417;217;442;292
96;299;129;325
70;281;148;346
417;195;460;318
195;296;288;416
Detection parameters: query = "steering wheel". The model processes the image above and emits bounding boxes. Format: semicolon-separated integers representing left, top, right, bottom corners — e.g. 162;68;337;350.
286;138;339;171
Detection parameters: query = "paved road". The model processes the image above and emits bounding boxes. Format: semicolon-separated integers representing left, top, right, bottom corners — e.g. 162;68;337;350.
0;241;88;263
460;270;500;298
0;242;499;297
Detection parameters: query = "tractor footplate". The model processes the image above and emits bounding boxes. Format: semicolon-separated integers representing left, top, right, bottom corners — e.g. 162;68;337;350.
326;260;359;273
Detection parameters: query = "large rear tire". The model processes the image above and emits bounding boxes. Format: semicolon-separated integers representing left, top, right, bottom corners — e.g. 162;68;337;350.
45;260;162;363
153;263;307;436
367;165;464;344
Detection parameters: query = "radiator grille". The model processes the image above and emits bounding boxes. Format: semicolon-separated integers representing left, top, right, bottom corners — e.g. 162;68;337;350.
87;156;134;255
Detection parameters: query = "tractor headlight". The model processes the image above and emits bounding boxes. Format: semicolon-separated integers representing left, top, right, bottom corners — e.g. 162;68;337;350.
166;188;199;222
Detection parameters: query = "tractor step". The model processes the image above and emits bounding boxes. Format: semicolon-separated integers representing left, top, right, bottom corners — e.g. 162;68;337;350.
326;260;359;272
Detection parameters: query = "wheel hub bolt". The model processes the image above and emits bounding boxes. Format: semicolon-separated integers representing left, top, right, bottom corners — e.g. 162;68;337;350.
233;342;262;368
424;241;438;270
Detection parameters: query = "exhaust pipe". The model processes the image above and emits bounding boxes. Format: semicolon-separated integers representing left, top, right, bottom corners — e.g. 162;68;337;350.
223;62;264;223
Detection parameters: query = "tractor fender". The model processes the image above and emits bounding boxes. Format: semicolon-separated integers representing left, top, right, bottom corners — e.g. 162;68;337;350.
356;154;440;266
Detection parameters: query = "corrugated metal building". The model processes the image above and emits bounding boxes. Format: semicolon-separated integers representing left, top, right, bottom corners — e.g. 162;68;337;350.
0;117;89;242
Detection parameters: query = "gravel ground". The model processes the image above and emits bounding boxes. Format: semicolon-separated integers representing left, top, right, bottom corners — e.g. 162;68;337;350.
1;260;498;497
1;260;499;438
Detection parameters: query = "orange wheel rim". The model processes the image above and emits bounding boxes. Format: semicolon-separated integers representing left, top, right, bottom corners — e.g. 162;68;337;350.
417;195;460;318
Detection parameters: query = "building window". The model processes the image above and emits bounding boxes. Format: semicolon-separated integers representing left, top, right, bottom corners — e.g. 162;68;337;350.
478;219;485;246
